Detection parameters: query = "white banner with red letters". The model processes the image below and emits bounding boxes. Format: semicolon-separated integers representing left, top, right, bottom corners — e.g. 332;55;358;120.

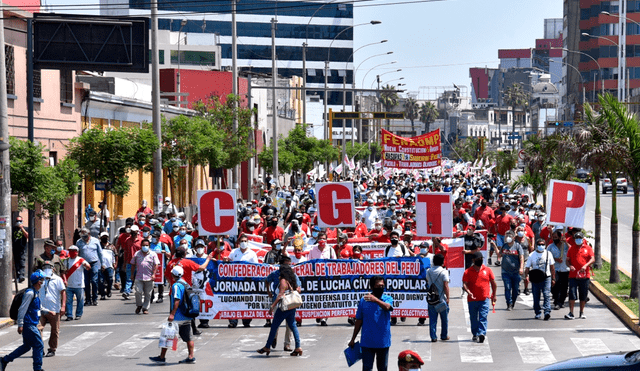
197;189;238;236
546;180;588;229
315;182;356;228
415;192;453;237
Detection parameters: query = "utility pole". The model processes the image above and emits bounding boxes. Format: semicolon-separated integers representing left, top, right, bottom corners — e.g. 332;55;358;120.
231;0;239;192
0;14;14;316
271;18;279;186
26;19;35;280
151;0;163;212
302;43;307;125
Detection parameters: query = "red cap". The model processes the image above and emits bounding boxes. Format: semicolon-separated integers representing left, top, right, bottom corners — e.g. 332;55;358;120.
467;218;476;229
398;350;424;365
252;200;258;204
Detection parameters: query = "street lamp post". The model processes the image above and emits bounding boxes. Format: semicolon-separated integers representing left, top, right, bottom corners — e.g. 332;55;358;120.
361;61;397;150
582;32;623;101
563;47;604;101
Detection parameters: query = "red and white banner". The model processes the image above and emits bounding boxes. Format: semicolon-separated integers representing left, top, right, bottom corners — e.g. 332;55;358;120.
197;189;238;236
153;253;164;284
415;192;453;237
546;180;588;229
315;182;356;228
381;129;442;169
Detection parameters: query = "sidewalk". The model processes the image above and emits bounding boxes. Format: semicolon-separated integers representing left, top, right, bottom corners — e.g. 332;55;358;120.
0;278;30;330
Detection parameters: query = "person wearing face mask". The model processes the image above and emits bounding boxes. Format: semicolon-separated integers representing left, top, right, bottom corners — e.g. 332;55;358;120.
463;222;484;269
348;276;394;371
565;232;594;320
354;213;369;238
131;239;160;314
64;246;91;321
495;206;514;248
136;199;154;217
351;245;363;260
98;232;116;300
54;238;69;259
362;202;379;230
161;196;178;216
136;213;149;229
368;220;390;243
284;219;307;247
498;230;524;311
385;230;410;258
531;212;546;242
174;226;193;249
84;210;102;238
122;225;143;299
548;230;570;310
397;350;424;371
525;238;556;320
38;261;66;358
264;239;285;265
149;230;171;304
153;223;174;253
261;216;285;245
12;216;29;283
163;212;182;236
35;239;66;278
76;227;104;307
515;225;533;295
334;233;354;259
308;231;336;327
462;252;497;343
225;235;258;328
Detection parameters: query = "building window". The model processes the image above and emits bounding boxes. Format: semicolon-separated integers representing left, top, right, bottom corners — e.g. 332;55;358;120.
5;45;14;96
171;50;216;66
33;69;41;99
60;69;73;103
149;49;165;64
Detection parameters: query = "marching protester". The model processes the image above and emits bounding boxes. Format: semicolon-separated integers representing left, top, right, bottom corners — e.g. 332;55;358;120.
65;245;91;321
131;239;160;315
427;254;450;341
1;271;46;371
525;238;555;320
462;252;497;343
38;262;66;358
498;230;524;310
76;227;104;307
548;230;570;310
349;275;394;371
565;231;595;320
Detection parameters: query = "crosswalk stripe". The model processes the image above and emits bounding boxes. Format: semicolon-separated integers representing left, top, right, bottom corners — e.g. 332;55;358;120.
414;335;432;362
514;337;556;364
178;332;218;357
0;331;8;338
571;337;611;357
0;332;50;355
220;333;267;358
105;332;157;357
462;300;471;332
57;332;112;356
457;335;492;363
629;337;640;349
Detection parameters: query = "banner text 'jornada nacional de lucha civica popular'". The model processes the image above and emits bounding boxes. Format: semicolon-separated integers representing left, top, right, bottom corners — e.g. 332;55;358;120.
188;257;430;320
381;129;442;169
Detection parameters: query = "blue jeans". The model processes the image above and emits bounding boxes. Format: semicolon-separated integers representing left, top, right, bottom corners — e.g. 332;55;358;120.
66;287;84;319
361;346;389;371
2;323;43;370
496;234;504;248
264;308;300;349
502;271;521;306
99;267;114;296
532;277;552;315
468;299;489;337
428;301;449;340
124;263;134;294
84;261;100;302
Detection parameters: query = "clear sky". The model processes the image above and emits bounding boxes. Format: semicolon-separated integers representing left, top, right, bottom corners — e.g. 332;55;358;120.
353;0;563;99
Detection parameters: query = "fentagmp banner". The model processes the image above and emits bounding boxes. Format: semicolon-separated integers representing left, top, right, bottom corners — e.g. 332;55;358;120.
381;129;442;169
190;257;430;320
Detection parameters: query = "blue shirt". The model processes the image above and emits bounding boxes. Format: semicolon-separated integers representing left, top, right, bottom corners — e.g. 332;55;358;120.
77;236;103;266
18;288;41;326
355;294;393;349
170;279;189;322
163;220;183;235
174;234;193;249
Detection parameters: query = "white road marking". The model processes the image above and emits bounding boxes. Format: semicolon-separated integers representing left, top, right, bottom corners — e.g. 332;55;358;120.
487;327;629;332
0;332;50;355
57;332;112;356
0;331;8;337
415;334;432;362
514;337;556;364
628;337;640;349
457;335;492;363
571;337;611;356
517;293;534;308
462;299;471;332
178;332;218;357
105;332;157;357
220;333;268;358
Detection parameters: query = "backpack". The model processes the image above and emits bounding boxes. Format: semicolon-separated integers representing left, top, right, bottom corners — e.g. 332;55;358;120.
426;270;443;305
178;281;201;318
385;243;407;257
10;288;33;321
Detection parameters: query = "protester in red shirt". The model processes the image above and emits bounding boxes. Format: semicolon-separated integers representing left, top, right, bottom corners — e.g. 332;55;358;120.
367;220;390;243
334;233;353;259
260;215;284;244
165;243;213;286
353;216;368;238
462;252;497;343
565;231;595;320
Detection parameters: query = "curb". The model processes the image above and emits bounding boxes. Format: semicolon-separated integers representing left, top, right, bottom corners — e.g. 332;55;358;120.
590;255;640;337
0;318;14;330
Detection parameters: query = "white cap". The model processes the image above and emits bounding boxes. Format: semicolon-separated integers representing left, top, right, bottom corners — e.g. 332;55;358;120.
130;225;140;232
99;231;109;238
68;245;79;251
171;266;184;278
165;196;171;202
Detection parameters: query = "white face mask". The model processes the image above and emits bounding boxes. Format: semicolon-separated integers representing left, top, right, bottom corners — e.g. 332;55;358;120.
517;231;524;238
506;237;513;244
196;247;205;255
143;232;149;238
382;230;387;235
275;244;282;250
56;246;63;252
420;248;428;255
125;227;131;233
240;242;248;250
536;245;545;253
141;245;150;253
43;268;53;277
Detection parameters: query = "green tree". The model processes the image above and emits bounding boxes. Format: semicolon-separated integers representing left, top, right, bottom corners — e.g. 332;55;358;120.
419;101;438;133
67;126;159;199
379;84;399;130
404;97;419;135
346;142;371;162
495;150;518;180
451;137;479;162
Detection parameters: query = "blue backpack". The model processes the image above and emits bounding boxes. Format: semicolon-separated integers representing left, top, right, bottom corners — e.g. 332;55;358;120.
177;282;201;318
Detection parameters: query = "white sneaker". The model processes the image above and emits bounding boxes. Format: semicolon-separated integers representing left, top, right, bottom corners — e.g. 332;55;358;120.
579;313;587;319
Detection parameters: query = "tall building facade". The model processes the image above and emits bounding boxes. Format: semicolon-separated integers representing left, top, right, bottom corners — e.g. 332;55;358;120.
101;0;354;107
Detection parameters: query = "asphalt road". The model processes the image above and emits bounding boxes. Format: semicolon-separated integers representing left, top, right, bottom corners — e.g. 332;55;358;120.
1;265;638;371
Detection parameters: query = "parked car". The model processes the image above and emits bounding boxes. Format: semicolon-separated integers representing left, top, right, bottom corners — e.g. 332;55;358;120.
575;168;592;184
602;176;628;194
536;349;640;370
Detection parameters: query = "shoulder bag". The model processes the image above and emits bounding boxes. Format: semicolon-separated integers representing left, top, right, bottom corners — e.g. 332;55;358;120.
279;279;303;311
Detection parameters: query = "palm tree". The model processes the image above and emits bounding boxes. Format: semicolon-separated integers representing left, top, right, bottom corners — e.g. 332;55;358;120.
504;83;530;148
495;150;517;180
419;101;438;134
404;97;419;135
379;84;399;131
